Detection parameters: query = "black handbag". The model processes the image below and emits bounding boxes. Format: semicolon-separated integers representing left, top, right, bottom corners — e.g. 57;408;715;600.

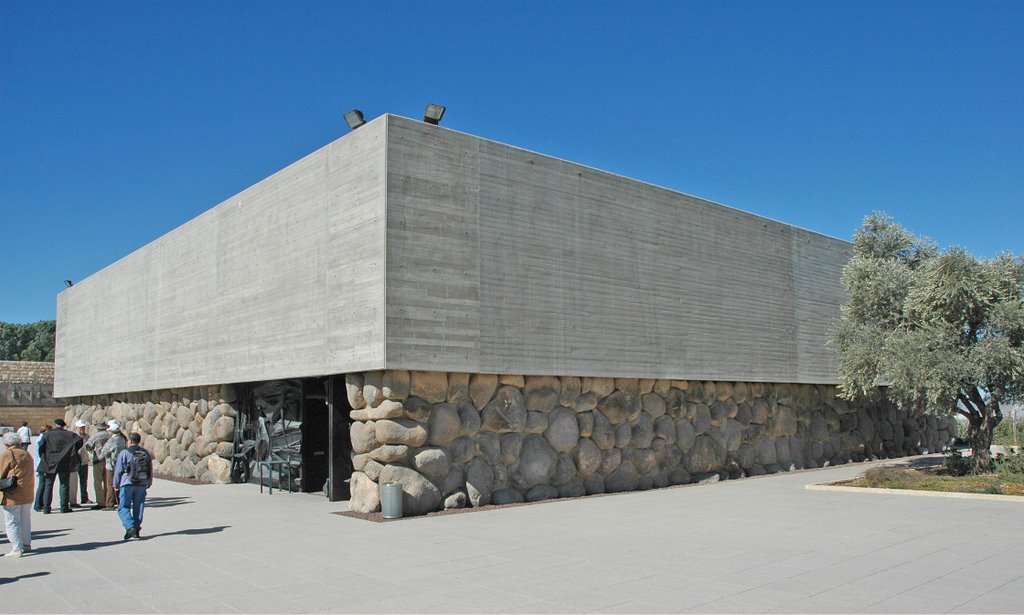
0;475;16;492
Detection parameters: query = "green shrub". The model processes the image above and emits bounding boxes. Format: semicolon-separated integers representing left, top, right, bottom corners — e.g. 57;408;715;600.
993;419;1024;446
995;449;1024;479
944;450;972;476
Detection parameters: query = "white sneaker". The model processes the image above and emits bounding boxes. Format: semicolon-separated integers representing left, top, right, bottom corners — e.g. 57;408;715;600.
4;550;23;558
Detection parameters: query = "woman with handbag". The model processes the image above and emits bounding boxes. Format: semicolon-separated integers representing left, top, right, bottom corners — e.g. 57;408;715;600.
1;431;35;557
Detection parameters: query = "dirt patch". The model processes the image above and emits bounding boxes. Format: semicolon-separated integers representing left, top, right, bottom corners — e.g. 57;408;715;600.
840;465;1024;496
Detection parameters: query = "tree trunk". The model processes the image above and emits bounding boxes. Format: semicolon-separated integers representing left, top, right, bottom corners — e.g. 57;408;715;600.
968;421;994;474
963;389;1003;474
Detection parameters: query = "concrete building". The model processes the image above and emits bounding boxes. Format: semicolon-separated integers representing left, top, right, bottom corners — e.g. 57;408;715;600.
56;114;955;513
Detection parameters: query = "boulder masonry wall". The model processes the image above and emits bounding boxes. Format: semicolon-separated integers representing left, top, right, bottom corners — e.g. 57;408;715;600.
63;384;238;484
347;371;955;515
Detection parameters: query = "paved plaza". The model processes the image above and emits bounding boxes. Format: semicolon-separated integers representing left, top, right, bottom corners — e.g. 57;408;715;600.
2;456;1021;614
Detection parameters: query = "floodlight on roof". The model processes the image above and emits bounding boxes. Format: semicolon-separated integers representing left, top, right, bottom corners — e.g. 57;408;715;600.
64;280;73;287
344;109;366;130
423;103;446;125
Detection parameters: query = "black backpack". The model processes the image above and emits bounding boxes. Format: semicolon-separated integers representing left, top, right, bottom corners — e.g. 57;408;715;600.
126;448;151;485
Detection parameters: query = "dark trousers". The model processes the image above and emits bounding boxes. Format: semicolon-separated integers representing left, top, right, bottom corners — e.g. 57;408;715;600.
77;465;90;501
41;471;71;512
33;470;46;510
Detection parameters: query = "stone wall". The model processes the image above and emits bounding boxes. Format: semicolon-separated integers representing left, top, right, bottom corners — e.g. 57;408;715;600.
0;360;61;408
0;407;66;433
1;361;64;432
62;384;238;484
346;371;955;516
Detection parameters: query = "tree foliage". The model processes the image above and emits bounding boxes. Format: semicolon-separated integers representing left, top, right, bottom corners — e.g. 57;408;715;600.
832;213;1024;472
0;320;56;362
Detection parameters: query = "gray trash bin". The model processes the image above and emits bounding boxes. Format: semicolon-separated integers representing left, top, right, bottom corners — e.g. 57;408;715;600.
380;481;403;519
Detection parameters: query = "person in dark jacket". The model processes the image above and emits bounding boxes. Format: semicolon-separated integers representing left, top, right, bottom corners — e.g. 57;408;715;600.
32;425;49;512
36;418;83;514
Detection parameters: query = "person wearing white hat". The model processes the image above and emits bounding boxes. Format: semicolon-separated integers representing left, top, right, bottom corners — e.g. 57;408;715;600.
98;421;126;509
68;420;92;508
85;423;113;510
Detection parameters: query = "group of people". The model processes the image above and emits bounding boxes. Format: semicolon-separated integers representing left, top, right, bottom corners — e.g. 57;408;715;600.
1;418;155;558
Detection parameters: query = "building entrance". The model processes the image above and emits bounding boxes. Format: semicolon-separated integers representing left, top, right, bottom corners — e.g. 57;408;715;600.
235;376;352;499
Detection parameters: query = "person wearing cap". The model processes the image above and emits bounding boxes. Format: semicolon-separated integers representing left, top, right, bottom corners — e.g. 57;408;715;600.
99;421;127;509
35;418;83;514
68;420;92;507
85;422;113;510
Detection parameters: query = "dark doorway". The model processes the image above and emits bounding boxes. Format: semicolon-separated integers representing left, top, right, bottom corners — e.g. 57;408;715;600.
326;376;353;502
300;378;330;494
234;376;353;499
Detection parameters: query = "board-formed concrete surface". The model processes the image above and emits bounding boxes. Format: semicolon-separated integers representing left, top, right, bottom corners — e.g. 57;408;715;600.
55;118;388;397
58;114;851;398
385;116;852;383
3;451;1020;614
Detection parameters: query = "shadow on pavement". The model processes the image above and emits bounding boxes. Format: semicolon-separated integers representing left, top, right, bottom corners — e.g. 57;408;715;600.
0;571;50;586
899;456;948;469
31;526;230;552
33;539;125;554
145;496;192;508
1;528;70;546
26;528;72;537
143;525;230;539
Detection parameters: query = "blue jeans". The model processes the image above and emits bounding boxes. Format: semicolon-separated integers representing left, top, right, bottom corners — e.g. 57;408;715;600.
118;485;147;531
33;471;45;511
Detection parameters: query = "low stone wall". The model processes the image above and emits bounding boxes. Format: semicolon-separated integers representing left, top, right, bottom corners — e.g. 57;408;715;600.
1;361;63;430
346;371;955;515
0;407;67;433
63;385;238;483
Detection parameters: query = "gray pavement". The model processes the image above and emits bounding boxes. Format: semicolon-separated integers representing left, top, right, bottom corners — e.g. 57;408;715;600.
2;457;1022;614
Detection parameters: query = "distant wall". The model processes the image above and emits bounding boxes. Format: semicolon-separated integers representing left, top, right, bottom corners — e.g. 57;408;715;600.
0;408;66;433
0;361;62;430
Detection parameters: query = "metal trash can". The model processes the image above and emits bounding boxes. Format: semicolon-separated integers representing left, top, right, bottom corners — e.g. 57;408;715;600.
380;481;403;519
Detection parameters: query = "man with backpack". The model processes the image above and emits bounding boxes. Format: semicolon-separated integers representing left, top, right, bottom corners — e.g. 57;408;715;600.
112;432;153;540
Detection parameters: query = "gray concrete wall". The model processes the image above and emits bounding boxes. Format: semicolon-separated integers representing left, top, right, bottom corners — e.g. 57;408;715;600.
384;116;851;383
55;117;389;397
57;113;851;398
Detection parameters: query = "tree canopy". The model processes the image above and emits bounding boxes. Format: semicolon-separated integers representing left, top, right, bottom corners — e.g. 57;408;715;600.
832;213;1024;472
0;320;56;362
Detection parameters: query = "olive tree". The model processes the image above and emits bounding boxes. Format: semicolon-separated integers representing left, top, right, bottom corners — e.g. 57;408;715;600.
832;213;1024;473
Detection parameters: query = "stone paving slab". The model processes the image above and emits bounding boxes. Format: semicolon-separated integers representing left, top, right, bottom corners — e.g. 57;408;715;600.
2;455;1021;614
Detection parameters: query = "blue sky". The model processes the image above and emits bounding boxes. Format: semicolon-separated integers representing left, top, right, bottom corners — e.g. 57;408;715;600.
1;0;1021;324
